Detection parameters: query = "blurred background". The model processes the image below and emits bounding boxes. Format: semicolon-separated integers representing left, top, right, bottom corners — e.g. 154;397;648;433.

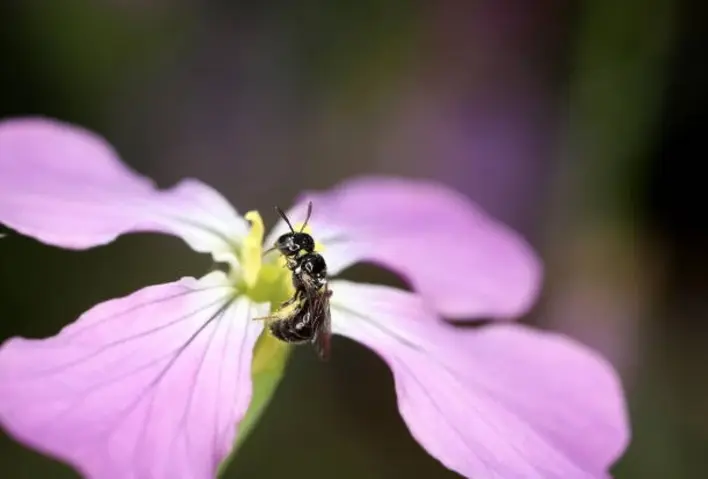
0;0;706;477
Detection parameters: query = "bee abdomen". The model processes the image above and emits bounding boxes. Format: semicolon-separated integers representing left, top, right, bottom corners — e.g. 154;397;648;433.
269;317;315;343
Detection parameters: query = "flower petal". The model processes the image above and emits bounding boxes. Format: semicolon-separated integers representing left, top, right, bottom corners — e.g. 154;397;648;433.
268;177;541;319
330;280;629;479
0;272;266;479
0;118;247;264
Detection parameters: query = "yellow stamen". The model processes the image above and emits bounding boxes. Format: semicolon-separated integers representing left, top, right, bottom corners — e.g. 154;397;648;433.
241;211;265;289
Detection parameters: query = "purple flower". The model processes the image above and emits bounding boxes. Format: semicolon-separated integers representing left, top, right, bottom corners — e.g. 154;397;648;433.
0;118;628;478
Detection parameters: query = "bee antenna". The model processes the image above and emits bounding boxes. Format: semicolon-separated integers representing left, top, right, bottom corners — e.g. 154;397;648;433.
299;201;313;233
275;206;295;233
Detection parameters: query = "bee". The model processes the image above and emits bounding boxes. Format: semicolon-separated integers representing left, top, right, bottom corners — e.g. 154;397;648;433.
259;202;333;360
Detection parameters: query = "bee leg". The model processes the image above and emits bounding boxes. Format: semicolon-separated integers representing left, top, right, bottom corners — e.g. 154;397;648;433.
278;296;298;309
278;287;306;309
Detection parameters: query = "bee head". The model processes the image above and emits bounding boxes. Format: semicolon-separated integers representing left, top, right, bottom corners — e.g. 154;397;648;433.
272;201;317;258
275;231;315;257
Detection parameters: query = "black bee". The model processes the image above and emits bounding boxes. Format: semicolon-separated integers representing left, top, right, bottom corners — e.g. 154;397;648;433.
259;202;333;360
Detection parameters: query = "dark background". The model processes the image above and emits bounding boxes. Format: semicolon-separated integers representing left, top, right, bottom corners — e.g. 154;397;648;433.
1;1;707;477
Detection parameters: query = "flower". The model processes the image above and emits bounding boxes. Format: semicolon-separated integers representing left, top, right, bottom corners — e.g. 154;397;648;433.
0;117;629;479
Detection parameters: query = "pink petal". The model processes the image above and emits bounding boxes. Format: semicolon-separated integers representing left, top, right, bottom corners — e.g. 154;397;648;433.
330;280;629;479
0;272;265;479
0;118;247;264
270;176;541;319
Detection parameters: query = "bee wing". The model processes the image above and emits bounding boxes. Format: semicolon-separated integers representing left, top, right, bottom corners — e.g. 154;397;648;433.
312;287;332;361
